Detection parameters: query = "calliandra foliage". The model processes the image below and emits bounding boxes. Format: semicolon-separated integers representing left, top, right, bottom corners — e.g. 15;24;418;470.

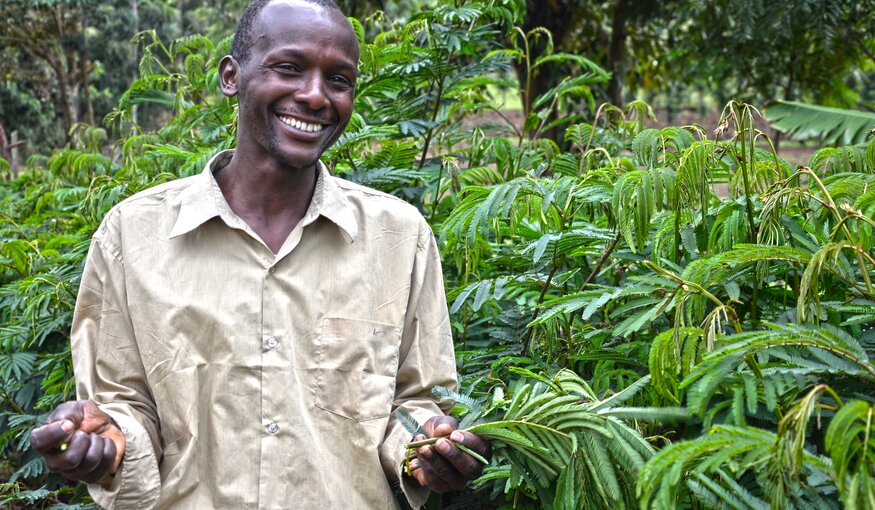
400;370;686;510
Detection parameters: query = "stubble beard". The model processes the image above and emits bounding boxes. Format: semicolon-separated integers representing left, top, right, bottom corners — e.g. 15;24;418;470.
238;94;321;171
266;118;324;171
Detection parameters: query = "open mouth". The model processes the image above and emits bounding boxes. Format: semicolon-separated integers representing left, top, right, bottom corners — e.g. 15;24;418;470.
277;114;327;133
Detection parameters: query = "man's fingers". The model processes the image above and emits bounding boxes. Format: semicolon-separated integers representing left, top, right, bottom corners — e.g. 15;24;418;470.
423;415;458;438
46;400;111;434
89;437;118;483
29;421;74;452
31;400;124;483
412;447;456;493
450;430;492;460
66;433;104;480
68;434;116;483
414;416;492;493
46;430;90;473
40;430;118;484
433;436;484;480
46;401;85;427
413;466;451;493
417;439;467;491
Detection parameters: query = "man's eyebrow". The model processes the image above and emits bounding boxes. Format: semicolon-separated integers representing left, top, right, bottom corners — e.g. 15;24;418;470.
272;48;307;60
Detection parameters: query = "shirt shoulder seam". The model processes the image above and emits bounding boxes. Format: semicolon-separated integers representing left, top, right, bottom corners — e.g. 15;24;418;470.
93;177;197;263
331;177;418;208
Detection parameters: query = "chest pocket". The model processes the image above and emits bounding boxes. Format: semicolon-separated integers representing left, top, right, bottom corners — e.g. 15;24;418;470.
314;318;400;421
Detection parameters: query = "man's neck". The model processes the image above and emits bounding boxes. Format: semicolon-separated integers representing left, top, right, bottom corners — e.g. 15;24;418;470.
214;151;319;254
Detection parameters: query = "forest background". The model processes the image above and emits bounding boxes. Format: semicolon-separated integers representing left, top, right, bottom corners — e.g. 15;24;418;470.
2;0;875;508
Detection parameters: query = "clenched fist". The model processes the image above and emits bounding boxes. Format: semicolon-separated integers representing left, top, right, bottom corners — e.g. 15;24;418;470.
407;415;491;493
30;400;125;485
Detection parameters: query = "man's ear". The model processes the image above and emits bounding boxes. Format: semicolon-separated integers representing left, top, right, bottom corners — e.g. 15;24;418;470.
219;55;240;97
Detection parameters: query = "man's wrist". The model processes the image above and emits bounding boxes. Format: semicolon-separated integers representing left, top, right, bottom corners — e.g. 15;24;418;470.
98;471;116;489
100;414;126;475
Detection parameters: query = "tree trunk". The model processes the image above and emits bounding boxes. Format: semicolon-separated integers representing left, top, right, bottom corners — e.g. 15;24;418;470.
10;130;22;178
775;61;797;155
79;16;94;126
0;124;26;178
608;0;628;108
132;0;140;125
177;0;185;38
514;0;578;141
52;58;76;143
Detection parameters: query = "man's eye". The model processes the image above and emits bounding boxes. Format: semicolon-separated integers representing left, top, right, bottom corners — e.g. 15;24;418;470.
274;64;300;73
330;76;354;88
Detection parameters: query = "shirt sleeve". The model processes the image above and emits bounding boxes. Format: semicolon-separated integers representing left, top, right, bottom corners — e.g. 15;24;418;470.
71;225;162;509
379;217;458;509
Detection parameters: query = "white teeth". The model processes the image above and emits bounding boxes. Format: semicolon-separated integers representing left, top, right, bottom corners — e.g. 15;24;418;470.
278;115;324;133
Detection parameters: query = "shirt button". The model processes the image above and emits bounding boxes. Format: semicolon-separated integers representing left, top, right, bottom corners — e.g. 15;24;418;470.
268;266;276;274
266;422;279;434
266;337;278;349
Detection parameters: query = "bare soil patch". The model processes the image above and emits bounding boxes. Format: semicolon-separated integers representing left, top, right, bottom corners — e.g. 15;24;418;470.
465;108;817;167
652;108;816;167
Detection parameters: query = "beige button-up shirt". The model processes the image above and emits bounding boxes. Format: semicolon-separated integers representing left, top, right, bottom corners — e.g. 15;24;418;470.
72;151;457;509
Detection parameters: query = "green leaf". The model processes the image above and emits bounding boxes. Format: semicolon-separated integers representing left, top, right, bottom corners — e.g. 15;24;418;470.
395;408;426;437
765;100;875;146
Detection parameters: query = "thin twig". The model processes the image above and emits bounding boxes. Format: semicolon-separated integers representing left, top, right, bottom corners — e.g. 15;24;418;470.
578;231;621;293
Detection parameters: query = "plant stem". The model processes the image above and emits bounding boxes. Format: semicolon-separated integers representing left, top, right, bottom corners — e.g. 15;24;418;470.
734;105;759;322
2;390;27;415
522;247;560;354
673;197;682;263
428;159;445;221
804;167;874;293
578;231;621;293
406;435;449;448
404;436;489;464
416;75;446;172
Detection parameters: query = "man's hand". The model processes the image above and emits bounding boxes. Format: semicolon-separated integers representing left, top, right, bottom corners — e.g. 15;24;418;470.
30;400;125;485
408;415;491;493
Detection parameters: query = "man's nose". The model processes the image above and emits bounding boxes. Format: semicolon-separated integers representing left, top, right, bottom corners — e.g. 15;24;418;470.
294;74;329;110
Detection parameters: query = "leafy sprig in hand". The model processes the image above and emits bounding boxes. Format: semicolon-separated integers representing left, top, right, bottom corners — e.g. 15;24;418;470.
400;368;687;508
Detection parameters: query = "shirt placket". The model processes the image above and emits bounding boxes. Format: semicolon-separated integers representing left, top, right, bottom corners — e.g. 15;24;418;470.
258;257;283;507
256;212;312;507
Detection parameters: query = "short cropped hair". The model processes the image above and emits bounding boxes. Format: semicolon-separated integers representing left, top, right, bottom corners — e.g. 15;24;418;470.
231;0;342;64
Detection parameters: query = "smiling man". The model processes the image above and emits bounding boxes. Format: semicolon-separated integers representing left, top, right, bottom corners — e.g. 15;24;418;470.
28;1;489;508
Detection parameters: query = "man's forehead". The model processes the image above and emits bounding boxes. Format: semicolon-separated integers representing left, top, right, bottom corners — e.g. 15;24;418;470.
259;0;340;22
255;0;354;40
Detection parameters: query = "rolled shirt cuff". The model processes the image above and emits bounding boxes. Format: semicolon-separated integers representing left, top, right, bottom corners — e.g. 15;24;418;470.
86;410;161;510
380;405;437;509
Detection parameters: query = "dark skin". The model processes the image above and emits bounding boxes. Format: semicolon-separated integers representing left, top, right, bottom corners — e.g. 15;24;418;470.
31;0;489;494
29;400;124;485
412;416;492;492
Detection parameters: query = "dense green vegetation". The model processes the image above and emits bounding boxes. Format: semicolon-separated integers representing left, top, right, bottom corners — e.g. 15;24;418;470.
2;1;875;509
3;0;873;161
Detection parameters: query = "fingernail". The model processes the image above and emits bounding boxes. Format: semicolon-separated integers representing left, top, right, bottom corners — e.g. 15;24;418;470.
61;420;74;433
450;431;464;442
436;439;451;453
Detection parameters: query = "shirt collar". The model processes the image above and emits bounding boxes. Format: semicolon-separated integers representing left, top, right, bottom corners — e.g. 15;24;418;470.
314;163;358;243
169;150;358;243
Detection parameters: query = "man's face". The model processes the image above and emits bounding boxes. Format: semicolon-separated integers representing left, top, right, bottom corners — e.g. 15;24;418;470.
222;0;359;171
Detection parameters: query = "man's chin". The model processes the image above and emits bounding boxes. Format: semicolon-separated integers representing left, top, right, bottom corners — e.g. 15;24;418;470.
276;155;321;172
268;141;323;171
